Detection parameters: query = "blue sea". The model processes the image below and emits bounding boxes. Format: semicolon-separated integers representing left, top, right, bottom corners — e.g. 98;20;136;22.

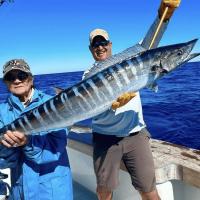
0;62;200;149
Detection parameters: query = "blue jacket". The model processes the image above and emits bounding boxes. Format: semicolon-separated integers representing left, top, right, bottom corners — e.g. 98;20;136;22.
0;89;73;200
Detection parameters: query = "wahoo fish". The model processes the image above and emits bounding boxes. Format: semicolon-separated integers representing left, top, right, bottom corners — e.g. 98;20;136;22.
0;39;199;137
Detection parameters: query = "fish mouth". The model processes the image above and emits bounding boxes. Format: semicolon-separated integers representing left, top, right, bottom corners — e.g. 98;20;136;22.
187;38;198;48
182;39;199;63
176;39;199;66
183;53;200;63
172;39;198;58
186;39;198;53
159;39;199;73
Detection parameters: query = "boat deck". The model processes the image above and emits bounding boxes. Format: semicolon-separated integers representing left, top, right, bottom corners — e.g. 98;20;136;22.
68;137;200;200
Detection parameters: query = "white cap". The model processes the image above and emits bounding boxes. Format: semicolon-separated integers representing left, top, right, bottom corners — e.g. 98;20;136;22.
89;28;109;44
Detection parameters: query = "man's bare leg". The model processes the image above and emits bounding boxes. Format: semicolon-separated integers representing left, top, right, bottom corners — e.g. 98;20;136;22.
96;186;113;200
140;189;161;200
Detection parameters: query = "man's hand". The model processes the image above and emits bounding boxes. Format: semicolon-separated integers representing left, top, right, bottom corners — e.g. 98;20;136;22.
0;130;27;148
158;0;181;21
111;92;136;110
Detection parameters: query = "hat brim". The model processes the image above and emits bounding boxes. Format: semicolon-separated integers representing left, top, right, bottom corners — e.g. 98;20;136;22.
3;67;32;79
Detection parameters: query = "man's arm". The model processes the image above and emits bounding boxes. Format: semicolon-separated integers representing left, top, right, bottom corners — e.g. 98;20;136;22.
141;0;181;49
1;130;27;148
0;120;19;169
0;129;68;165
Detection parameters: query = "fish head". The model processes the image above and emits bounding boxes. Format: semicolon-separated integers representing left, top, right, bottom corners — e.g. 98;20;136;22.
153;39;199;75
161;39;199;71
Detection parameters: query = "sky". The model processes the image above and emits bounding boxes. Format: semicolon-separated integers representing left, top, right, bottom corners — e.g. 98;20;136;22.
0;0;199;76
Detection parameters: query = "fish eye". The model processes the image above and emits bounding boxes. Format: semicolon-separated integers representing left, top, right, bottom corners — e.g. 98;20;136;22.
177;49;183;56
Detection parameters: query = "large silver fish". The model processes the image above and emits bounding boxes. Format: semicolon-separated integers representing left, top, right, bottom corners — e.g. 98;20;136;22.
0;39;199;137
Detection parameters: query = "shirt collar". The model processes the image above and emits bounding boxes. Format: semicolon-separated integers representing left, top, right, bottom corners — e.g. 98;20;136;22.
8;88;41;112
21;88;34;107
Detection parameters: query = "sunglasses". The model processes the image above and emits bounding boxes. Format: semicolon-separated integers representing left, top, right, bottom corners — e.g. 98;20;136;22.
4;71;29;82
91;40;110;48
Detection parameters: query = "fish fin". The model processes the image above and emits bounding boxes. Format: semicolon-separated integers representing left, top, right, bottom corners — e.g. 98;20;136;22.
147;82;158;92
53;86;64;94
68;124;92;134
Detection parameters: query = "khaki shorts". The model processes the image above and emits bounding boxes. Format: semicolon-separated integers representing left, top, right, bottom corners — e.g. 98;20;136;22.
93;129;156;192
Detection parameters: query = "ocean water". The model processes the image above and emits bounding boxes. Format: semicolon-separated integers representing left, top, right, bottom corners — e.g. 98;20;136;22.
0;62;199;149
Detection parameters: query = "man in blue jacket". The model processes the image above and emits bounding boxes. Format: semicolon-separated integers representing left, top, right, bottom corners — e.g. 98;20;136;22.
0;59;73;200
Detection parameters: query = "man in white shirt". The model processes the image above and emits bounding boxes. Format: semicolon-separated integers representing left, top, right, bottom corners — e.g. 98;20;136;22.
83;1;181;199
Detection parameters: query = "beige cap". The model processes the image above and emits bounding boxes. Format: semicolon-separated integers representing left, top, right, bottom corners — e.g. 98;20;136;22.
3;59;32;78
89;28;109;44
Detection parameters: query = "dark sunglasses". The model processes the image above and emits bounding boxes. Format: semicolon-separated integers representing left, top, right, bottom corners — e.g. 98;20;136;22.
4;71;29;82
91;40;110;48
